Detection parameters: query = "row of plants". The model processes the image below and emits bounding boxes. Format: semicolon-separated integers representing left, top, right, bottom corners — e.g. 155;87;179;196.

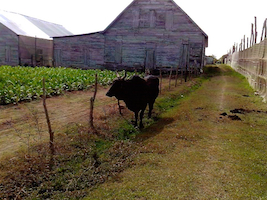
0;65;136;105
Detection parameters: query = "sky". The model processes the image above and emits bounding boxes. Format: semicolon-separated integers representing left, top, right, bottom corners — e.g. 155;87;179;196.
1;0;267;58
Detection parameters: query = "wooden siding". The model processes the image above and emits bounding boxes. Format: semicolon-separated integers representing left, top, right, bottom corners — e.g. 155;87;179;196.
0;23;19;66
54;33;105;69
53;0;208;71
103;0;207;70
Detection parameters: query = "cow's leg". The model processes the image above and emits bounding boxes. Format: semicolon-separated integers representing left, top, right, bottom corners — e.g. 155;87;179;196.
134;111;138;127
139;109;145;129
118;100;122;115
148;100;155;118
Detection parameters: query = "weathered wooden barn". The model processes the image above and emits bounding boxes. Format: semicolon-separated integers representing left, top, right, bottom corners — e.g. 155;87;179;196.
53;0;208;71
0;10;72;66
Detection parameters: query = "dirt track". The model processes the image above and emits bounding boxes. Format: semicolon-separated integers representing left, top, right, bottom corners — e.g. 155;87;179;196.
85;65;267;199
2;65;267;198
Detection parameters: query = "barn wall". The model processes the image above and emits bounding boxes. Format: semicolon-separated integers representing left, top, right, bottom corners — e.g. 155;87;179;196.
53;33;105;69
103;0;207;70
0;23;19;66
52;0;207;71
19;36;53;67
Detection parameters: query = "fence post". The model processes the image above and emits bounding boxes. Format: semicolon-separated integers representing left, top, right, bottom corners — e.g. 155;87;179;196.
175;65;178;87
90;73;98;129
255;16;258;44
169;67;172;90
42;78;54;169
159;69;162;94
180;66;183;84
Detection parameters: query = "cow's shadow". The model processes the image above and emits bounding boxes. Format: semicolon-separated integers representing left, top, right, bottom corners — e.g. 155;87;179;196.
134;116;175;142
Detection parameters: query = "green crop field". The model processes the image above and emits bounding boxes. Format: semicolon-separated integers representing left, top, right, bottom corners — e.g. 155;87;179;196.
0;65;136;105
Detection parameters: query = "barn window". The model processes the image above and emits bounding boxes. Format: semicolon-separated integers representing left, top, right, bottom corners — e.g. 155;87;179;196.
139;10;150;28
150;10;156;28
133;10;140;28
166;10;173;30
156;11;166;28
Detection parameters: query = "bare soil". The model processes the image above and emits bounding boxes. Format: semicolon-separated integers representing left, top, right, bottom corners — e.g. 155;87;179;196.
0;87;122;159
0;78;175;159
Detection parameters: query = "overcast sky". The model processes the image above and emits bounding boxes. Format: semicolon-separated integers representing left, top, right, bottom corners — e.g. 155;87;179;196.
1;0;267;58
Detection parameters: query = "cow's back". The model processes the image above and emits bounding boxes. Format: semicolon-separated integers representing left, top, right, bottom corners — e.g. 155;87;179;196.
123;75;147;112
145;75;159;100
130;75;147;93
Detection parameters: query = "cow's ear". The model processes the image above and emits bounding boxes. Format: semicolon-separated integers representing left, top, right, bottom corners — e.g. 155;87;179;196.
122;70;127;80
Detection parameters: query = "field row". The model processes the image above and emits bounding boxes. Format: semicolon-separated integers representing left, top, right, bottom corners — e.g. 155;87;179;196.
0;66;136;105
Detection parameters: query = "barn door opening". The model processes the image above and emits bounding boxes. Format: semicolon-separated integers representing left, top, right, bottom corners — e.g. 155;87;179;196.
115;43;122;64
83;48;90;67
181;42;189;82
145;49;155;70
54;49;62;66
36;49;43;66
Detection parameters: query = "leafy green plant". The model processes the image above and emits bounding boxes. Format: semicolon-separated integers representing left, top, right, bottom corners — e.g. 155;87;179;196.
0;66;138;105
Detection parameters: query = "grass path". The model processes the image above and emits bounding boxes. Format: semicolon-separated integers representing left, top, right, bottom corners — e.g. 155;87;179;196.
86;65;267;199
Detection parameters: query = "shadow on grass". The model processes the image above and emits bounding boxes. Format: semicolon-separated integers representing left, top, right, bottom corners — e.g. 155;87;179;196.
135;117;175;142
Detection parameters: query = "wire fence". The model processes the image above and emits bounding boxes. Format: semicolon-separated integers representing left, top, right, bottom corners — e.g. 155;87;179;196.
226;17;267;101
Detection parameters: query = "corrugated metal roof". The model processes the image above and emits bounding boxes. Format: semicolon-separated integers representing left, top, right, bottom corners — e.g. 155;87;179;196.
0;10;73;40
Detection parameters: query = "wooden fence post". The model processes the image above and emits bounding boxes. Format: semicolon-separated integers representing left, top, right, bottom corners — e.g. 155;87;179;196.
42;78;54;169
169;67;172;90
180;66;183;84
261;19;267;41
175;66;178;87
159;69;162;94
90;74;98;129
255;16;257;44
251;23;254;47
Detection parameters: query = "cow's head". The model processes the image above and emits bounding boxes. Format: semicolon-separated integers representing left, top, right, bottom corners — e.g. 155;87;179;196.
106;71;127;99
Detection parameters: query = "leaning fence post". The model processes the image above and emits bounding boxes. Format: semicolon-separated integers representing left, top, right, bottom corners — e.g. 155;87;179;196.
90;73;98;129
42;78;54;169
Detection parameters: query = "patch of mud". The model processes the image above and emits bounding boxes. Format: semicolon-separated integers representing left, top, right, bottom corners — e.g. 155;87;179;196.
220;112;227;116
230;108;267;114
220;108;267;121
230;109;248;114
228;115;242;121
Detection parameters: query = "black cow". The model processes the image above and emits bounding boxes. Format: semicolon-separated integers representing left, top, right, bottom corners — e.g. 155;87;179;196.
106;73;159;128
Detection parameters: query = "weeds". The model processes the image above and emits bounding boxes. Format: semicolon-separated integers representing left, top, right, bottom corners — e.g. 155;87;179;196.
0;74;205;199
84;65;267;199
0;127;140;199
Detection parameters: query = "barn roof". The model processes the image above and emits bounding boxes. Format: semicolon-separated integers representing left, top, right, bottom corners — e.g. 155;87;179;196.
0;10;73;40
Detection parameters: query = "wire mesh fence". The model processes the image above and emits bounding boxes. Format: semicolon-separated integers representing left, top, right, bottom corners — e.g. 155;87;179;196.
229;38;267;101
